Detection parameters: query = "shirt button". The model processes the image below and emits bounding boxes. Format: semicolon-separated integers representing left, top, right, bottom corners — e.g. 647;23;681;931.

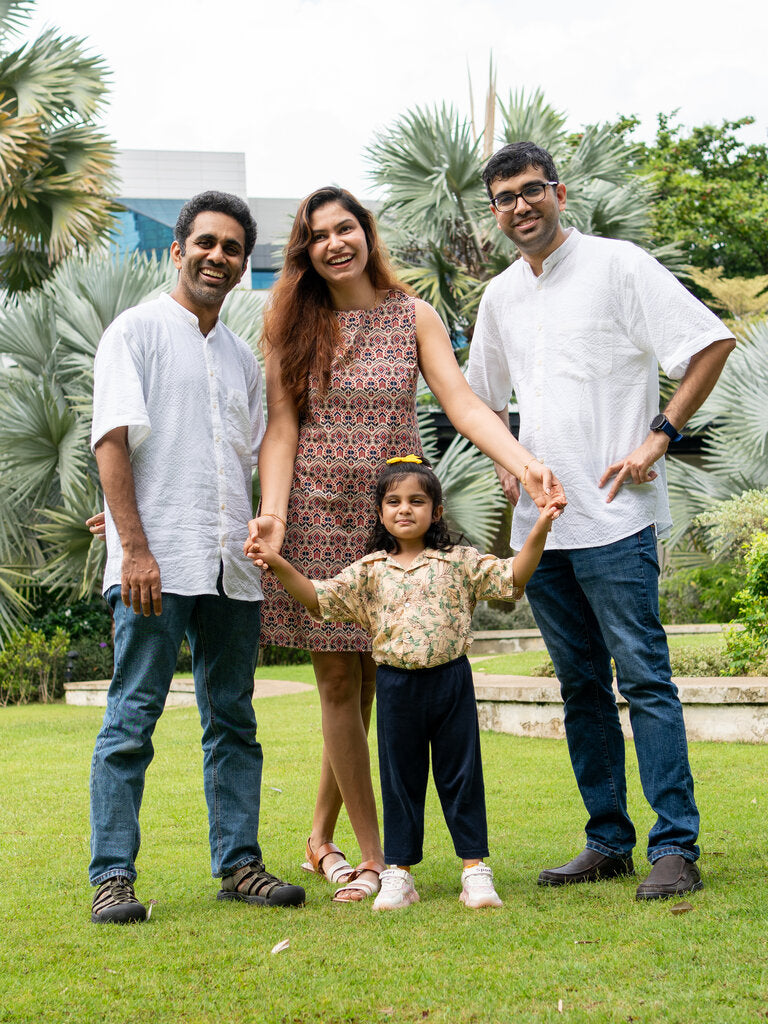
220;504;226;510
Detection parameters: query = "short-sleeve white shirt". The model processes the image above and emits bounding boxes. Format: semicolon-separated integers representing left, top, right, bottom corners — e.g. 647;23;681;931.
467;230;732;551
91;293;265;600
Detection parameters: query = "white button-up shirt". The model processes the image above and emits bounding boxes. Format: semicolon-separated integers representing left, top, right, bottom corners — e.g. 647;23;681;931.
91;293;265;600
467;230;732;551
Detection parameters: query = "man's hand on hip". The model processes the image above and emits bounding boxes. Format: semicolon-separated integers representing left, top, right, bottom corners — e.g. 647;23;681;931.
599;433;669;503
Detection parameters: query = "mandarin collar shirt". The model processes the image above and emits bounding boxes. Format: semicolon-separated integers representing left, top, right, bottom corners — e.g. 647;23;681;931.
312;546;524;670
91;293;265;600
467;230;732;551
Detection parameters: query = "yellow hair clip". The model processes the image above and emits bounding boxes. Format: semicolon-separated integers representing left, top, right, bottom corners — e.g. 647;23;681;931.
386;455;423;465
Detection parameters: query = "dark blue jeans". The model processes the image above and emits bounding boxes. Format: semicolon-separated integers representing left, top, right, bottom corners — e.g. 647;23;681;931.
525;526;699;864
376;655;489;866
89;582;263;885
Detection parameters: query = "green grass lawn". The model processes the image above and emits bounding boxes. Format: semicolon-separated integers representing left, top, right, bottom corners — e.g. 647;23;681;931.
473;632;726;677
1;691;766;1024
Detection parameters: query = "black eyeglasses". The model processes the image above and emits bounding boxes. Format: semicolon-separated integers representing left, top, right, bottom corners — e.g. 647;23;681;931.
490;181;558;213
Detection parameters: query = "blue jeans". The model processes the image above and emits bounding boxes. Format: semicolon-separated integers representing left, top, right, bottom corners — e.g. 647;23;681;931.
525;526;699;864
89;581;263;885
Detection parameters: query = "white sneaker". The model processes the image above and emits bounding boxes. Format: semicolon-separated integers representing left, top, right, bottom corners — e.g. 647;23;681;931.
460;863;503;908
372;868;420;911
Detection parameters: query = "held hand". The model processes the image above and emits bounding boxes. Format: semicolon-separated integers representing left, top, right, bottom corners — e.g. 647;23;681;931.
244;515;286;557
245;536;279;571
86;511;106;540
121;550;162;616
523;461;567;517
599;433;668;503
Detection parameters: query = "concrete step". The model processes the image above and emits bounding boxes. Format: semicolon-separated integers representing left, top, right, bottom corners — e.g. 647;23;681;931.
64;677;313;708
471;622;729;656
474;673;768;743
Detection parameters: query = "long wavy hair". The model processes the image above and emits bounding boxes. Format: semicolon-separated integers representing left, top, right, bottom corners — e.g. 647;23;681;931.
365;460;460;555
261;186;405;414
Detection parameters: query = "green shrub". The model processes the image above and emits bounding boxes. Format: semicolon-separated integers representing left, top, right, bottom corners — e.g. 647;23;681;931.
530;643;734;679
28;595;112;643
0;627;70;705
471;599;537;631
259;645;312;667
659;563;742;624
726;531;768;674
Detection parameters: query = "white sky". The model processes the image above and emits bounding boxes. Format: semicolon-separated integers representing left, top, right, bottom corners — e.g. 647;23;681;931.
27;0;768;199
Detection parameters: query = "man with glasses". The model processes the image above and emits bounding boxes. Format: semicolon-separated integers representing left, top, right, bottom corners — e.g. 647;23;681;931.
467;142;734;900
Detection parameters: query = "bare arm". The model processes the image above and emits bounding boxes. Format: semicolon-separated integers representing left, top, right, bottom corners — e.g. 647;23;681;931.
511;499;559;590
93;427;162;615
246;537;319;614
415;300;565;511
247;349;300;552
599;337;736;502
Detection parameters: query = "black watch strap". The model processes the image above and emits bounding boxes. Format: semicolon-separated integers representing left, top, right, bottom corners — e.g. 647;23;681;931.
650;414;684;443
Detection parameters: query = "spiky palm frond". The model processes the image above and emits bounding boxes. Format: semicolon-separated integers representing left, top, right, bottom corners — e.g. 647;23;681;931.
0;1;34;45
416;403;505;549
367;104;488;271
395;244;480;338
434;433;506;549
0;18;116;292
0;28;108;121
34;477;105;598
219;286;265;357
497;87;569;157
0;375;91;506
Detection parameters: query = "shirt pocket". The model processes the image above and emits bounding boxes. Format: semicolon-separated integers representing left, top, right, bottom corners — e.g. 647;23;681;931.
224;386;251;458
553;319;614;381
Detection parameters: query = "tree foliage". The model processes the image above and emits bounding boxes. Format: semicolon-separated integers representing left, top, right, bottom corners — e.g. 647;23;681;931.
0;0;118;292
634;113;768;278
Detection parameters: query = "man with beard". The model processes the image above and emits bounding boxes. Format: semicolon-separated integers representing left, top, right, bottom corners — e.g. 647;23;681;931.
89;191;305;923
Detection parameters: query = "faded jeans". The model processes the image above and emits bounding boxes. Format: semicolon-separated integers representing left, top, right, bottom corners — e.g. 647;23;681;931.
89;581;263;885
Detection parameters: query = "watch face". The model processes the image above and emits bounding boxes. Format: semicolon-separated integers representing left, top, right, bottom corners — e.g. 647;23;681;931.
650;415;666;431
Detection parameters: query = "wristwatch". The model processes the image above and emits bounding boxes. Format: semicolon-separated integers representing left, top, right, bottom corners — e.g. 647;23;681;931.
650;414;684;443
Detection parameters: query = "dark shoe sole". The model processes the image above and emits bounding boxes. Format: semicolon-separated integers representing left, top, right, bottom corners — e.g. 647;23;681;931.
636;878;704;901
91;905;147;924
217;887;305;907
538;861;634;886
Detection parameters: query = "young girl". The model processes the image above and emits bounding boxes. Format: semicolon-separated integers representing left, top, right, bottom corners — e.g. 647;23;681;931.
247;457;560;911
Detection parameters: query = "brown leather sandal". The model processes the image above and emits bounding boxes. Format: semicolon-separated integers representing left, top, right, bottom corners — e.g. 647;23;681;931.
301;838;355;886
331;860;385;903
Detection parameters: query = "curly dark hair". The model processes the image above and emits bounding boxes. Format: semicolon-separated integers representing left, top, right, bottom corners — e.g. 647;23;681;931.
482;142;559;198
174;191;257;269
365;459;460;555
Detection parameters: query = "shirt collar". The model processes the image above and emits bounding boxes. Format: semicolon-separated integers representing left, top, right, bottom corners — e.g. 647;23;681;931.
363;548;454;570
540;226;579;276
159;291;220;336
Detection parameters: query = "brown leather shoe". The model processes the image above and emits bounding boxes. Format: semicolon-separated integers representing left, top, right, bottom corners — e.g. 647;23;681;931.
538;848;635;886
635;855;702;901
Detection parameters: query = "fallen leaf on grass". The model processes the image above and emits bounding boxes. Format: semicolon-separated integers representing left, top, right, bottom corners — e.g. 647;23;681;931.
271;939;290;954
558;999;564;1013
574;939;600;944
670;901;694;915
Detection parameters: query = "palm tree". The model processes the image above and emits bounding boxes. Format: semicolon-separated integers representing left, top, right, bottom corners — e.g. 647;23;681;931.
0;0;118;292
366;85;672;340
665;317;768;564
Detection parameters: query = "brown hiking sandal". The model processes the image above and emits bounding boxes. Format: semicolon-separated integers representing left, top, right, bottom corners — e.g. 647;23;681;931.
217;861;305;907
91;876;147;924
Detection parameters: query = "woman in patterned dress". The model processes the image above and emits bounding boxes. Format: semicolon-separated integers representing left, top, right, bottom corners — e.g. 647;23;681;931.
250;186;563;902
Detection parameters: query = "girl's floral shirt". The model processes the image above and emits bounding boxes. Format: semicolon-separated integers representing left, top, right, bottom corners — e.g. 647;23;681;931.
312;546;524;669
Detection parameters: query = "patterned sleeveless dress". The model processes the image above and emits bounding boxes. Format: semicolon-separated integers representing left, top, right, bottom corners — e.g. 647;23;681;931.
260;290;423;652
